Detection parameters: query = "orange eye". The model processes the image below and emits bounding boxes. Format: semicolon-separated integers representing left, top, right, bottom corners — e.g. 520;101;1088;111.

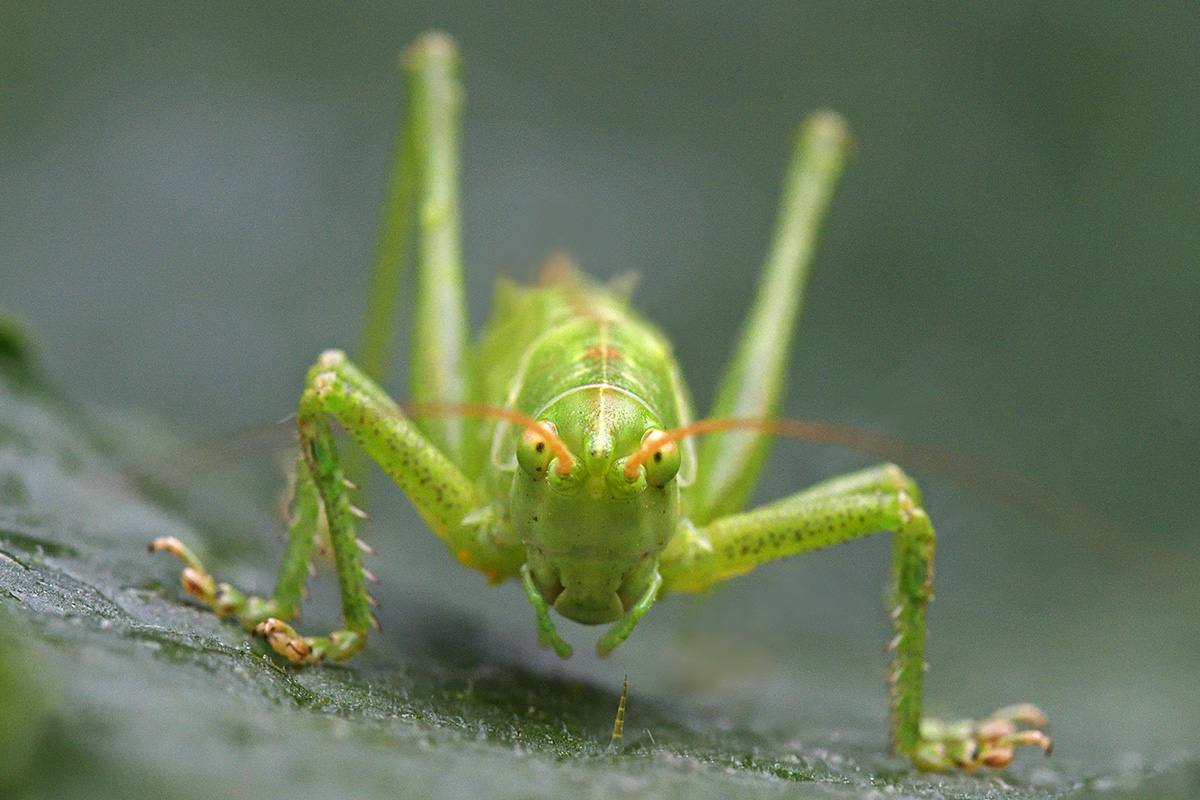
516;422;558;479
638;429;680;488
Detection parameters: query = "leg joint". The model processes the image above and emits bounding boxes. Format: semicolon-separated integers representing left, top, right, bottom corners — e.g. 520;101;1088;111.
316;348;347;370
883;463;923;505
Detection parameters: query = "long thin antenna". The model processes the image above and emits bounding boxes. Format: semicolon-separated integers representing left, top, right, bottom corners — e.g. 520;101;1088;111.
406;401;576;475
625;415;1121;553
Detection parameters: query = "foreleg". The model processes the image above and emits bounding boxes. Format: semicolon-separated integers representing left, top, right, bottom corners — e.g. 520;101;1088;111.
149;453;323;641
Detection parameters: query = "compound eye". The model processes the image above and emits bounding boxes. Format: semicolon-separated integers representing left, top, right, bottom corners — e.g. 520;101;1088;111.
639;429;680;488
516;422;558;479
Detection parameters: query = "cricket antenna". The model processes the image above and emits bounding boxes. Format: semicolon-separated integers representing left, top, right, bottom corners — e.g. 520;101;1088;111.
625;415;1117;549
626;416;947;479
406;401;577;475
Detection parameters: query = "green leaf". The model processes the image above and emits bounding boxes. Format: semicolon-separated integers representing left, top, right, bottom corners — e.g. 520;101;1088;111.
1;336;1195;800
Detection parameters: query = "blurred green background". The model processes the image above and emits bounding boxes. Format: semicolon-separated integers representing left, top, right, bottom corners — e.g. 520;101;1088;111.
1;2;1197;798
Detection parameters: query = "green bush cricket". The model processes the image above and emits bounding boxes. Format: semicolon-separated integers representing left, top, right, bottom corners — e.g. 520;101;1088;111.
152;31;1051;772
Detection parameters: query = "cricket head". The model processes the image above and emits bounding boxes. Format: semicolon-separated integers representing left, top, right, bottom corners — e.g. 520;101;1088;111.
509;387;680;625
515;388;682;497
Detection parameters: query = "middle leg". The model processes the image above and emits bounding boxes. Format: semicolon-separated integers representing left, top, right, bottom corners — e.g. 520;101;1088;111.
662;463;1049;768
155;349;526;664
